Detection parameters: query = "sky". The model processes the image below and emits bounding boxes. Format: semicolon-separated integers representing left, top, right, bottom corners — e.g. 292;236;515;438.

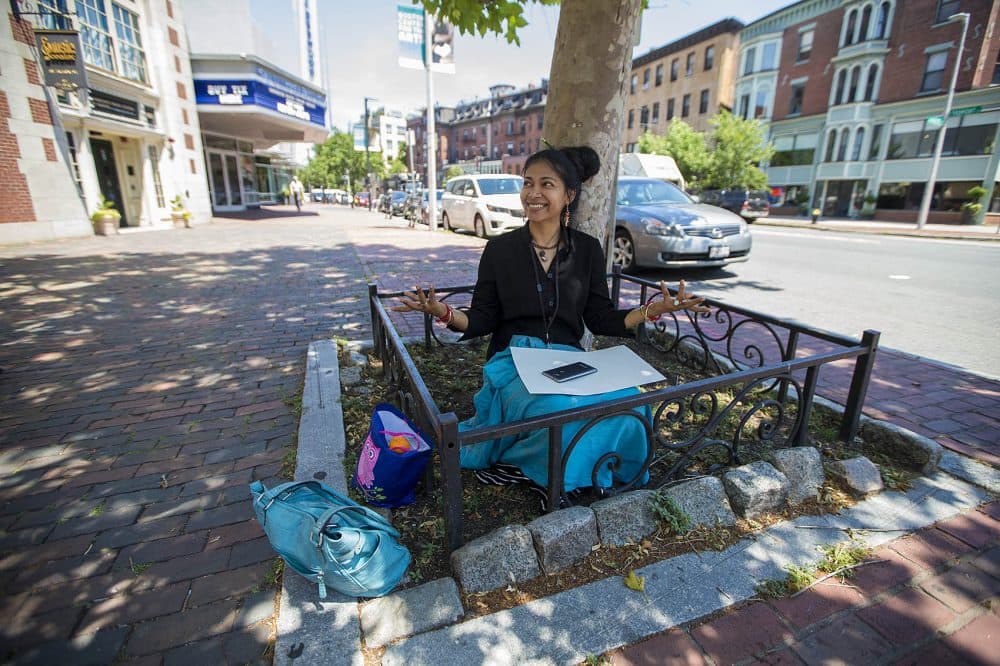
254;0;795;133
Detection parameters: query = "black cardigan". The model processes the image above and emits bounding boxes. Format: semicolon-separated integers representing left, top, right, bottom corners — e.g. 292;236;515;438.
458;225;631;358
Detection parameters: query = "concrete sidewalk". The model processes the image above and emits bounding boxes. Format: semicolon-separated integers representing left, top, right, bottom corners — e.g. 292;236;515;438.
0;204;995;665
755;213;1000;241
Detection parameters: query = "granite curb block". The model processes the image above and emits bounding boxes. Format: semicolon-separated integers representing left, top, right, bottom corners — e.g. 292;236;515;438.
381;473;990;665
274;341;364;666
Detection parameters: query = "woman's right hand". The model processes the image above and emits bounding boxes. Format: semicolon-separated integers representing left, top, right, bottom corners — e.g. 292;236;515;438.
390;285;446;318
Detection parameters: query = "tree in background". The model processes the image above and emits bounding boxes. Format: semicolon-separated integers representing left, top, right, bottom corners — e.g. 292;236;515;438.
638;121;711;192
422;0;642;252
637;113;773;191
704;111;773;191
302;131;385;190
444;165;464;180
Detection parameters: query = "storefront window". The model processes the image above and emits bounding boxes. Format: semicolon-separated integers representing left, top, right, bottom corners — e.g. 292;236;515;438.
203;134;239;150
877;180;980;210
888;115;998;159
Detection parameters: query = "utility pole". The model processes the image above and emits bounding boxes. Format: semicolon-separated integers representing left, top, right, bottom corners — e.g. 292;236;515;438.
425;14;438;230
916;12;969;230
364;96;377;210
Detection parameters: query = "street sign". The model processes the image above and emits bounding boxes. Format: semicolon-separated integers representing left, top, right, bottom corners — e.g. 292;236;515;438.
950;105;982;117
926;115;944;128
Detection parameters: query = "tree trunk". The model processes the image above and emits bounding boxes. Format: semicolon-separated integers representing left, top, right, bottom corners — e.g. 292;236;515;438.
543;0;642;255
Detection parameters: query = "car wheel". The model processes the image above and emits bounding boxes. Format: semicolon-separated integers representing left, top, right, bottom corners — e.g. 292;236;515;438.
442;212;452;231
613;228;637;273
474;215;486;239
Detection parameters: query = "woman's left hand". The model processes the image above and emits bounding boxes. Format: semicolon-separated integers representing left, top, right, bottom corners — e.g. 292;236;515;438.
647;280;710;318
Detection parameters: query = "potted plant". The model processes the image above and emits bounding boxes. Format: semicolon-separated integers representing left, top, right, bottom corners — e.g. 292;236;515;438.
860;191;878;219
961;186;987;225
170;195;191;228
90;196;121;235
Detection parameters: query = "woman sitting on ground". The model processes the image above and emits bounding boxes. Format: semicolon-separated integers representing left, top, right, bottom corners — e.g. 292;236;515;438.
392;145;708;503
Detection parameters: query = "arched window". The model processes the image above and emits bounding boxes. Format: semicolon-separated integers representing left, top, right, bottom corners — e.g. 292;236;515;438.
848;66;861;102
844;9;858;46
825;129;838;161
852;127;865;161
874;2;890;39
835;69;848;104
859;5;873;41
864;63;879;101
837;130;850;161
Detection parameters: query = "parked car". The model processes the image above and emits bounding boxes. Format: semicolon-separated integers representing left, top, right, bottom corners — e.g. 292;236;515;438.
698;189;770;221
420;190;444;226
402;190;423;223
389;191;409;217
354;192;371;207
613;177;752;272
440;174;524;237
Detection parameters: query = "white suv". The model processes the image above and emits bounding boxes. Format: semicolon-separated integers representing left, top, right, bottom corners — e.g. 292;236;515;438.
440;174;525;237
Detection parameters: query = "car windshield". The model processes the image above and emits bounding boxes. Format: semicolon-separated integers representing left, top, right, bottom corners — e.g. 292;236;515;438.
749;191;769;200
478;178;522;196
616;180;691;205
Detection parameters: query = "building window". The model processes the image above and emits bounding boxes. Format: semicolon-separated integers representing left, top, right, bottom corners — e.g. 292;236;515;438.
681;94;690;117
869;124;883;159
109;3;147;83
848;65;861;103
798;30;813;61
667;98;675;120
631;74;637;94
789;83;805;115
994;50;1000;84
761;43;776;71
519;119;526;134
652;102;660;123
859;5;872;41
921;51;948;92
76;0;115;73
738;94;749;119
837;129;850;161
825;129;837;161
655;64;664;86
628;109;634;129
874;2;891;38
640;105;649;126
704;45;714;70
699;89;709;114
864;64;879;101
670;58;678;81
65;131;82;186
754;90;768;118
851;127;865;161
643;68;650;89
844;9;858;46
506;142;513;154
507;120;514;134
519;142;525;155
537;114;544;130
148;145;165;207
743;47;755;75
686;52;695;76
771;133;817;166
835;69;847;104
935;0;960;23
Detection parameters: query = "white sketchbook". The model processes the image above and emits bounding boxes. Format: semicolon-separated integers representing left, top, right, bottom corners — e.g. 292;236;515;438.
511;345;666;396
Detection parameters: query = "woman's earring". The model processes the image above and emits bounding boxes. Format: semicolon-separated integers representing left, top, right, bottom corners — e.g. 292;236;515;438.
563;206;570;226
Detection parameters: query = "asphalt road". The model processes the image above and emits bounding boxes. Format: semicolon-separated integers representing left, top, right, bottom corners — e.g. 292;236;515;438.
631;226;1000;379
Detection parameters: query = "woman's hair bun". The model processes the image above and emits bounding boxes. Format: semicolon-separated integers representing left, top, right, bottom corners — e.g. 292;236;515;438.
561;146;601;183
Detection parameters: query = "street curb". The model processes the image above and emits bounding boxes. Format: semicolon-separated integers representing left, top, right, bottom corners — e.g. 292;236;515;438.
754;219;1000;242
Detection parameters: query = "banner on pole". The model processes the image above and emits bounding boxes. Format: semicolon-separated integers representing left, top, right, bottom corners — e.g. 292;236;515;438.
397;4;454;74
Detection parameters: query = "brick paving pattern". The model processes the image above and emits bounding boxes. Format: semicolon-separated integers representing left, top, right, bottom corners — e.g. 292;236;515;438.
611;503;1000;665
1;206;996;664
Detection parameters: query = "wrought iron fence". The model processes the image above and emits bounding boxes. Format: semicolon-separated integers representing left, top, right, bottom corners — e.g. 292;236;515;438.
368;269;879;551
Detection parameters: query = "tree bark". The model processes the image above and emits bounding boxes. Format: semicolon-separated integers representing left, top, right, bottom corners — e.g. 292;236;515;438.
543;0;642;255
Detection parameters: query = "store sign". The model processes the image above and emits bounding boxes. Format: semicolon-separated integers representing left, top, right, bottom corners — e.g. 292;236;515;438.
33;29;89;94
194;79;326;127
90;89;140;120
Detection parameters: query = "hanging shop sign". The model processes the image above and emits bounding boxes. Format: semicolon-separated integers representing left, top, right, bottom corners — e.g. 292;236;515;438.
33;29;89;94
90;89;140;120
194;79;326;127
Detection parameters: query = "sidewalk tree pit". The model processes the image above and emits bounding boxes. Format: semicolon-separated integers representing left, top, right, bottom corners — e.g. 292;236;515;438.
351;273;888;596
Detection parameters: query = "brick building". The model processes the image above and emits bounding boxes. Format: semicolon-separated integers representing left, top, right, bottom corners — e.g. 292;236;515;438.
2;0;211;244
762;0;1000;222
623;18;744;148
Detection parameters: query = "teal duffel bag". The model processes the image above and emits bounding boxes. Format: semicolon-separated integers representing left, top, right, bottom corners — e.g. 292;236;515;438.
249;479;410;599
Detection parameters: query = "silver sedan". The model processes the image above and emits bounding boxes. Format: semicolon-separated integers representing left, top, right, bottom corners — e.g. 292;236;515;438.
612;177;752;272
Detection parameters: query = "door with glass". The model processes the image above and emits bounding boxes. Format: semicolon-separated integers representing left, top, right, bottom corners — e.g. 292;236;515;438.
207;150;244;211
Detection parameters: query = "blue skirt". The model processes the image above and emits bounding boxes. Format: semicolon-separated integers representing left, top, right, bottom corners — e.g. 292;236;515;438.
458;335;651;492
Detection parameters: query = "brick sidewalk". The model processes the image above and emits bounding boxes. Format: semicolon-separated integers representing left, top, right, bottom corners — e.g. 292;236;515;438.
611;502;1000;665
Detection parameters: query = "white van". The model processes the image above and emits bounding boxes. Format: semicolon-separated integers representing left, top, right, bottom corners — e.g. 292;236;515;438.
440;174;524;237
618;153;686;191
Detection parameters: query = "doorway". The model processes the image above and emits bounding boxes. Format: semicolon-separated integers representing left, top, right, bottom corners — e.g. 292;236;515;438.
90;138;127;226
822;180;863;217
206;150;244;211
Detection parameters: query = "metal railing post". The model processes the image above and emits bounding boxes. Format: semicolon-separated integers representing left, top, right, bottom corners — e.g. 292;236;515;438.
438;412;464;551
368;283;382;360
610;264;622;307
794;365;819;445
840;330;880;442
779;330;799;405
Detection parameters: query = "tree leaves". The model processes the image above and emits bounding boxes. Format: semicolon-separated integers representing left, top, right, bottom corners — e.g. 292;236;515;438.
417;0;555;45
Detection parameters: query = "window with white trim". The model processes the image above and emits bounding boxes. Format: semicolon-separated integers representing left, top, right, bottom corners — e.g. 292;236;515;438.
935;0;960;23
797;29;814;61
921;51;948;92
851;127;865;161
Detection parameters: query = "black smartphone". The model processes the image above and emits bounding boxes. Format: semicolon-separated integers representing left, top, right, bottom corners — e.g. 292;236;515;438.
542;361;598;383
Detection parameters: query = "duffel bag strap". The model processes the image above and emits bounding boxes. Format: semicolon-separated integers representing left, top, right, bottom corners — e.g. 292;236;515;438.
310;505;396;546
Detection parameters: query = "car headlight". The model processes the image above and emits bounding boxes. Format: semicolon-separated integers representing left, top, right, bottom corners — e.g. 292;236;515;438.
641;217;685;237
486;204;509;214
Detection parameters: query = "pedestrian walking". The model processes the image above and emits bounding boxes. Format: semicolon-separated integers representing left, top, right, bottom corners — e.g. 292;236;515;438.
289;176;305;212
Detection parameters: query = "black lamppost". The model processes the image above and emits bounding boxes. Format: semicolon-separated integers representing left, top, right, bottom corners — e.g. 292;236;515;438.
364;96;377;210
